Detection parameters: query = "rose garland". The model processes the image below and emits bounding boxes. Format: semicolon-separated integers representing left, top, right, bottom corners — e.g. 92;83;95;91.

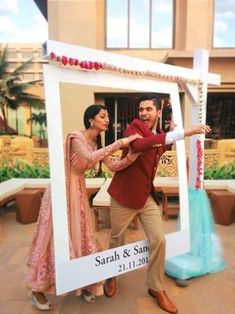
49;51;202;85
49;52;104;71
196;81;205;189
49;51;205;189
195;138;204;189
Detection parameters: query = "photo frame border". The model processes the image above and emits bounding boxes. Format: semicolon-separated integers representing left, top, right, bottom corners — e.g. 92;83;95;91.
43;40;220;294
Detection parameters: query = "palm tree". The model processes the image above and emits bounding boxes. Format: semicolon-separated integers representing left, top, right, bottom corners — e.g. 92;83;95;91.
0;44;44;134
28;111;47;141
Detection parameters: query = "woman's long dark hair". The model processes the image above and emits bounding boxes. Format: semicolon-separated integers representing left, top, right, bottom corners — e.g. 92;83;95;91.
83;104;108;177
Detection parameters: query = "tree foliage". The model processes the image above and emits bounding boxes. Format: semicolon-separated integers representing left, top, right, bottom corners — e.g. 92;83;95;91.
0;44;44;133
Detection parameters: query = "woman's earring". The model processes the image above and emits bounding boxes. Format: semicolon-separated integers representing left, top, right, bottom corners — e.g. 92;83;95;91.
90;121;94;128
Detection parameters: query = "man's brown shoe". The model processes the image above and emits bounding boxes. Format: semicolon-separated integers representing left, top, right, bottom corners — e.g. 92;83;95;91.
148;289;178;314
104;277;117;297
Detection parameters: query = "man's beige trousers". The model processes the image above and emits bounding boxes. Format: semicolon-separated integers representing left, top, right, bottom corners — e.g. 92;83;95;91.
109;195;166;291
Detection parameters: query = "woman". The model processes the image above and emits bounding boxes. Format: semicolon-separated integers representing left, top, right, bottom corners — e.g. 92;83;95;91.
26;104;140;311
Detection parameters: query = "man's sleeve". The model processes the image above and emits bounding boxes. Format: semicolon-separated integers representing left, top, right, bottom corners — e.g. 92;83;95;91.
125;119;166;153
165;129;184;144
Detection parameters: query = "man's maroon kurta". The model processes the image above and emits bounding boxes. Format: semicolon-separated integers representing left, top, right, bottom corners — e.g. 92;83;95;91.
108;119;167;209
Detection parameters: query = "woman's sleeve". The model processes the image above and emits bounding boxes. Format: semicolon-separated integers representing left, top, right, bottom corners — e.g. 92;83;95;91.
71;136;122;165
102;151;138;173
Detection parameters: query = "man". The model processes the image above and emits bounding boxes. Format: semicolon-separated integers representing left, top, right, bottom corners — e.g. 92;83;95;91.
104;94;211;314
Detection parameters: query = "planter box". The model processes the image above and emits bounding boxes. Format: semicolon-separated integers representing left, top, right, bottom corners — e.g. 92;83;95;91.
16;189;42;224
209;190;235;225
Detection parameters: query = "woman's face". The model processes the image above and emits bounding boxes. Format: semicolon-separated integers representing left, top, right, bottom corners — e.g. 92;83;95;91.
91;109;110;131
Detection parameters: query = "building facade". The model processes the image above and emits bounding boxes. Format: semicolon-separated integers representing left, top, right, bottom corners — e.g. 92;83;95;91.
36;0;235;145
1;1;234;169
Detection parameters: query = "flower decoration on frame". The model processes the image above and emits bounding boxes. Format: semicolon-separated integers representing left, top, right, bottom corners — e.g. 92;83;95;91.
195;138;204;190
49;51;202;86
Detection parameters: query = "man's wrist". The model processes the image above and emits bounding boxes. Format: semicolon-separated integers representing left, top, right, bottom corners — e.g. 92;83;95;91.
184;129;192;137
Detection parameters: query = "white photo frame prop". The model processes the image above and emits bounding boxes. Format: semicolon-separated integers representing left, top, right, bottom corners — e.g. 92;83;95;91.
43;40;220;294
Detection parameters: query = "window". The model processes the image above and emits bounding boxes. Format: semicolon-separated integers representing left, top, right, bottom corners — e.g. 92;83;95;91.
206;94;235;139
21;51;34;59
38;73;44;80
213;0;235;48
22;73;35;81
8;51;17;59
16;106;26;135
104;95;139;144
106;0;174;49
8;62;19;70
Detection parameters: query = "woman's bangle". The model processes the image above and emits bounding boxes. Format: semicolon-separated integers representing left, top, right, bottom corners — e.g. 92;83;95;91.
117;139;124;148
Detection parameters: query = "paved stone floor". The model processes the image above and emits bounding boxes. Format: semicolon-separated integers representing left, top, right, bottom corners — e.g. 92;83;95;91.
0;203;235;314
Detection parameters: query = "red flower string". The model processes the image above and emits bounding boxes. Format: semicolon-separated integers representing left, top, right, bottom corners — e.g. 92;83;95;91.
49;51;103;70
48;51;203;86
195;138;204;190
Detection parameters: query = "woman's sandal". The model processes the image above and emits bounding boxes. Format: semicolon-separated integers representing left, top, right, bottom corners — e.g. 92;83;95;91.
30;291;53;311
82;290;96;303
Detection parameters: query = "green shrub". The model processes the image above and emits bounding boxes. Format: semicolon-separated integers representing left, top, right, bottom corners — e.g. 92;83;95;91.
204;160;235;179
0;159;50;183
85;166;112;178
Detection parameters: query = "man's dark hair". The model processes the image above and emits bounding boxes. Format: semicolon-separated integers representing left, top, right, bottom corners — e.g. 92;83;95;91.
137;94;162;110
